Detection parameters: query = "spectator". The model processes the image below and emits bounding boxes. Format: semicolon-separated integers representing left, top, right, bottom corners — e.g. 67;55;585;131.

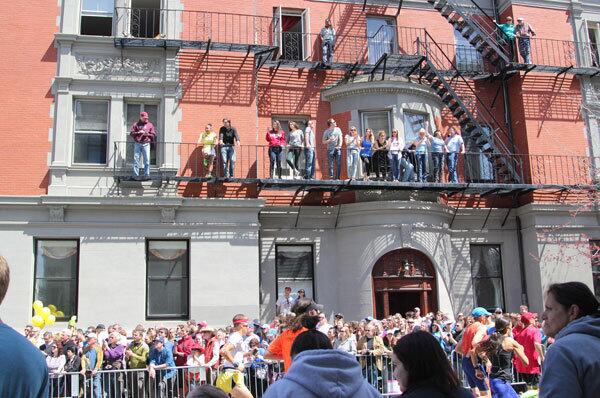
46;344;66;396
263;329;381;397
445;128;465;183
286;121;304;179
495;16;516;60
199;123;218;177
149;336;177;397
130;111;156;179
39;331;54;357
185;343;206;394
102;331;126;397
540;282;600;398
125;328;149;398
392;331;472;398
276;286;296;316
303;121;316;179
200;326;221;379
456;307;490;397
81;332;103;398
322;118;343;180
317;313;331;335
357;323;386;389
216;314;253;398
266;120;286;179
0;259;48;397
514;312;543;387
430;130;447;182
174;326;195;368
297;289;306;300
219;118;240;178
27;326;41;346
388;129;404;182
372;130;389;180
62;345;81;397
345;126;361;179
96;324;109;345
515;17;536;64
360;128;374;181
320;19;336;67
334;325;357;355
412;128;431;182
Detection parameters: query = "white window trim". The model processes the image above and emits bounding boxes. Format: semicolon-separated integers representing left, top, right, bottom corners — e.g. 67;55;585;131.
360;109;392;137
73;99;110;166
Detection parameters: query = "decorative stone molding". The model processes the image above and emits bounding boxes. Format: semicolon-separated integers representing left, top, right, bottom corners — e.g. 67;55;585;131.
75;55;161;78
322;79;442;104
48;205;65;222
160;207;176;223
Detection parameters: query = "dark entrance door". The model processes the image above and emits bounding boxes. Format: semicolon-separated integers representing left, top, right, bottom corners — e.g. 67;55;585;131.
371;248;438;319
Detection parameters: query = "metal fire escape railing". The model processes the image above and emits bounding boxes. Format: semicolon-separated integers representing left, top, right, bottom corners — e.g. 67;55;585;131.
417;30;522;182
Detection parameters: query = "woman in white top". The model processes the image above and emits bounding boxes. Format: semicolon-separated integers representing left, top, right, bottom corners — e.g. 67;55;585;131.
345;126;361;179
304;121;316;179
286;121;304;179
46;344;66;396
334;326;357;355
388;129;403;181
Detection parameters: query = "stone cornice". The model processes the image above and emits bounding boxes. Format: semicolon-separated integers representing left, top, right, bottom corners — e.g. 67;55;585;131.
322;79;442;104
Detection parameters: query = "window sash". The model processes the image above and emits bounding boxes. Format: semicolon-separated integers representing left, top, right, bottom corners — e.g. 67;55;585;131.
82;0;114;16
276;245;314;300
470;244;504;309
361;111;391;137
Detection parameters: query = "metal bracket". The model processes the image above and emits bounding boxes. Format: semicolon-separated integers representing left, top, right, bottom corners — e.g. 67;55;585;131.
370;53;388;81
556;65;573;77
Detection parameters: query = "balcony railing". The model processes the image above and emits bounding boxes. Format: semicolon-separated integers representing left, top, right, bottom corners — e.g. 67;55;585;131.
512;37;600;69
113;142;599;187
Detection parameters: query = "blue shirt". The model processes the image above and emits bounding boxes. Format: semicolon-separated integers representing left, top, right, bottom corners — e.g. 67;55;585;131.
431;137;445;153
415;138;428;154
0;323;49;398
360;139;372;157
149;346;176;379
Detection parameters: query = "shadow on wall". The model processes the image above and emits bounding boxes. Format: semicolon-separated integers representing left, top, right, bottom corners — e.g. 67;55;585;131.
521;74;583;123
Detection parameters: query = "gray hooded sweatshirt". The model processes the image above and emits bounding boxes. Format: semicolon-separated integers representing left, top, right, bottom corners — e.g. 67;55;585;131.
540;315;600;398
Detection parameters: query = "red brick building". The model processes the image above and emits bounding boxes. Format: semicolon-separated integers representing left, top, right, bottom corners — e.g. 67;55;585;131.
0;0;599;328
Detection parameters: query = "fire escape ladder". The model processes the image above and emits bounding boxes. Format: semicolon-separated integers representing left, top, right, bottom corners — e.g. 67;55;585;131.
426;0;511;66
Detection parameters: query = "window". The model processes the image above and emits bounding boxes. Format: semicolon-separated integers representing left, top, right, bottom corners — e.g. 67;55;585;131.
130;0;161;38
274;8;310;61
454;30;484;73
361;110;391;137
81;0;114;36
34;240;79;320
367;17;397;64
470;244;504;309
587;22;600;67
403;111;427;143
276;245;315;301
589;240;600;300
126;103;158;165
146;240;189;319
464;125;495;182
272;116;308;177
74;100;108;164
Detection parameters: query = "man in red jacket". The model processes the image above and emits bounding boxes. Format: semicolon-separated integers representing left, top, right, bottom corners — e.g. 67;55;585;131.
130;111;156;179
174;326;195;395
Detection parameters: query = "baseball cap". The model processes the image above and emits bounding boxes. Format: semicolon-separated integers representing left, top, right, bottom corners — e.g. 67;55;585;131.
140;111;149;117
472;307;492;317
517;16;524;21
154;336;165;344
86;332;97;339
96;324;105;330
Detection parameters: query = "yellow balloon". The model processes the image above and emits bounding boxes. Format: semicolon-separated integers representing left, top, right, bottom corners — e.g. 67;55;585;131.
56;311;64;317
32;300;43;311
34;306;43;316
32;315;45;328
48;304;57;313
46;314;56;326
41;307;51;319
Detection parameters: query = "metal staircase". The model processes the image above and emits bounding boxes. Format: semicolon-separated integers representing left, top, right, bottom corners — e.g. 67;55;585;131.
426;0;511;67
414;32;521;183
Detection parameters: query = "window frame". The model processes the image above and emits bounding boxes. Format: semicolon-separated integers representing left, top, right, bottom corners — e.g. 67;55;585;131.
72;99;110;166
33;238;80;321
366;15;398;64
275;243;316;302
124;101;161;166
360;109;392;137
145;238;190;320
402;109;428;142
588;240;600;300
469;243;506;310
80;0;114;36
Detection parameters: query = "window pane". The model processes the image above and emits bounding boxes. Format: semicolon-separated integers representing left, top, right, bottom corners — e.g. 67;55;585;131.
470;245;502;277
473;277;504;309
75;101;108;131
147;279;189;317
34;240;78;319
82;0;114;14
403;111;426;143
362;111;390;136
276;245;314;299
367;18;396;64
74;133;107;164
147;240;189;318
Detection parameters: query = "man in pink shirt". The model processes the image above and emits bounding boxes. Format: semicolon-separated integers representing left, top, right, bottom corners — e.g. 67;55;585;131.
514;312;544;387
130;111;156;179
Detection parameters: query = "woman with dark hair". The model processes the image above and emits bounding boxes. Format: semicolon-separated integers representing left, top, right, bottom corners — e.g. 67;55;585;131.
475;317;528;398
263;330;381;398
392;331;471;398
539;282;600;398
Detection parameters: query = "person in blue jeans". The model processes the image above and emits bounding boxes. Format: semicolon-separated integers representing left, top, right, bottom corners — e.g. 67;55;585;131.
82;333;103;398
322;118;342;179
412;129;430;182
431;130;447;182
304;121;316;179
445;128;465;183
219;118;240;178
130;111;156;179
388;129;403;181
149;336;177;398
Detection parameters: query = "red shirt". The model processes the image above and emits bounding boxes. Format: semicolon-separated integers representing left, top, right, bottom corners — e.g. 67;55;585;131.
130;121;156;143
266;130;286;147
514;325;541;374
460;322;482;354
174;335;195;367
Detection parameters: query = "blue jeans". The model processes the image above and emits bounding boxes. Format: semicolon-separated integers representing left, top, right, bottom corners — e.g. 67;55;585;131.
268;146;283;179
390;153;400;181
133;142;150;176
447;152;459;183
304;148;315;179
220;146;236;178
490;378;518;398
462;356;488;391
416;153;427;182
400;157;415;182
518;37;531;64
322;40;334;65
432;152;444;182
347;149;360;179
327;148;341;179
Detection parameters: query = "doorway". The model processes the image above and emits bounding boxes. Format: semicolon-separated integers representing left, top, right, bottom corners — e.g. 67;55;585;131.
372;248;437;319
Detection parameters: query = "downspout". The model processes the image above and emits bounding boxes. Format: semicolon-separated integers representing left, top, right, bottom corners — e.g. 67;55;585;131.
516;215;529;306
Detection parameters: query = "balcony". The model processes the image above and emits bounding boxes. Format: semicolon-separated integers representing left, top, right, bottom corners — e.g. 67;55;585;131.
112;142;599;195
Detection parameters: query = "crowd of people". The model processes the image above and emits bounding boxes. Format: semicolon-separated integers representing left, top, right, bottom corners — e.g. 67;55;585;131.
2;254;600;398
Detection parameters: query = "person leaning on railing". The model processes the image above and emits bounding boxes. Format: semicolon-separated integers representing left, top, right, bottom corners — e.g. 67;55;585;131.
199;123;218;178
219;118;240;178
303;121;316;180
266;120;286;179
357;323;386;390
124;328;149;397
